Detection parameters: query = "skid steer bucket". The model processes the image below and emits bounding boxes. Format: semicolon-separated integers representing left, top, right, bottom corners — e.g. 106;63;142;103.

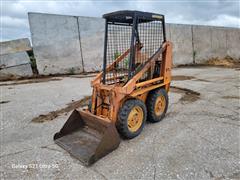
54;109;120;166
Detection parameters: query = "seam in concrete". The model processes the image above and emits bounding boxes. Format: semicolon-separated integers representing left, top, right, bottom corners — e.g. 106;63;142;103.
151;134;157;180
210;27;213;50
191;25;195;64
169;24;172;40
41;146;64;153
0;148;33;159
25;52;36;74
1;62;31;69
91;168;108;180
76;17;85;72
226;29;228;53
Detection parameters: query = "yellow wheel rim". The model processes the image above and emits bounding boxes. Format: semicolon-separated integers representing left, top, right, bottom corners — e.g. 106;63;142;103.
127;106;144;132
154;95;166;116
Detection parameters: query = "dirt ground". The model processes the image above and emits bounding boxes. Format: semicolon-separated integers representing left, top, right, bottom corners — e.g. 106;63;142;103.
0;66;239;179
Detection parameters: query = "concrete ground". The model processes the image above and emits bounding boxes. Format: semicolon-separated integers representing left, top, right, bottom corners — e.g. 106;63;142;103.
0;67;239;180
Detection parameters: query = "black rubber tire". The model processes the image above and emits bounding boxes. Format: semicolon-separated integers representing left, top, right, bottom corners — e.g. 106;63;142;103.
116;99;147;139
146;88;168;123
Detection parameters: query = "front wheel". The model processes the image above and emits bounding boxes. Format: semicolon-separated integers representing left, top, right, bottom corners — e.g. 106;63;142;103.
146;88;169;123
116;99;147;139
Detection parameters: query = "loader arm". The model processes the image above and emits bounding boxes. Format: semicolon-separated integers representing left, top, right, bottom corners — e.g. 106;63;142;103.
108;41;172;123
91;48;130;86
92;42;144;86
116;41;172;95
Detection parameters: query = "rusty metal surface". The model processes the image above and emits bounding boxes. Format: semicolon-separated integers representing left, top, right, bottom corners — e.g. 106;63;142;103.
54;109;120;166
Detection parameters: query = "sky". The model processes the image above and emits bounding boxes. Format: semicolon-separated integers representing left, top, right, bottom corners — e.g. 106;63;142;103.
1;0;240;41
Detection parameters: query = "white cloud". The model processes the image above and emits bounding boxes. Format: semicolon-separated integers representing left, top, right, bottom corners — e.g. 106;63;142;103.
1;16;28;28
206;14;240;27
167;14;240;28
3;1;26;18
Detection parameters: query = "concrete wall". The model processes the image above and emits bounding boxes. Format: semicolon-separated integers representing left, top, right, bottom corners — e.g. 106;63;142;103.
0;38;33;78
192;25;240;63
0;62;33;77
193;26;225;63
0;52;30;68
226;28;240;60
78;16;105;72
29;13;83;75
0;38;32;55
167;24;193;65
28;13;240;75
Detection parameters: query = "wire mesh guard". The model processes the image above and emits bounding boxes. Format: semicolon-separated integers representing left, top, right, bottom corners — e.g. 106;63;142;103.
104;19;164;85
105;23;132;84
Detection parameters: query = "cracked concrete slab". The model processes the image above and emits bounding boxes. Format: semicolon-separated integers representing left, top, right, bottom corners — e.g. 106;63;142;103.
1;67;239;179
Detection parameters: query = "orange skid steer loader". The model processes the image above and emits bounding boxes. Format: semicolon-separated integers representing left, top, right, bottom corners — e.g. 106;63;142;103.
54;10;172;165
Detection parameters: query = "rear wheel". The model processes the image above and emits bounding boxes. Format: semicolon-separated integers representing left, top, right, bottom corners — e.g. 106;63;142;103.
117;99;146;139
147;88;168;122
